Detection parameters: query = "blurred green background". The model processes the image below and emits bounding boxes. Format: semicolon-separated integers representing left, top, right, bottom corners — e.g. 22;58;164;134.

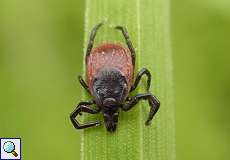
0;0;229;160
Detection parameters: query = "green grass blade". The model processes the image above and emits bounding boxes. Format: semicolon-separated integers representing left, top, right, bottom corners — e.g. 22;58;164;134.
81;0;175;160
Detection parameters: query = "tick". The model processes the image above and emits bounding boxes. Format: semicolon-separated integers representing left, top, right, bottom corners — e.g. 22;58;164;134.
70;22;160;132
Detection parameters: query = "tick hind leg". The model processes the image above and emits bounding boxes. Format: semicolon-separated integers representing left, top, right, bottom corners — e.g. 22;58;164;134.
115;26;136;66
70;100;101;129
78;75;91;94
121;93;160;125
86;22;104;62
130;68;151;92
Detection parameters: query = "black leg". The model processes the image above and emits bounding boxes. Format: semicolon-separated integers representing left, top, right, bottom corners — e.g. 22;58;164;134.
115;26;135;66
121;93;160;125
70;100;101;129
85;22;104;61
78;75;91;94
130;68;151;92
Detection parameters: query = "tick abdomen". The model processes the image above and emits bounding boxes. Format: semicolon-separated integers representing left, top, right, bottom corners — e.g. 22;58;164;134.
86;43;133;91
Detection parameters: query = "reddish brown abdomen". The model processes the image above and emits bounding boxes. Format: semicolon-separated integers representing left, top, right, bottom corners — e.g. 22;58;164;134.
86;43;134;92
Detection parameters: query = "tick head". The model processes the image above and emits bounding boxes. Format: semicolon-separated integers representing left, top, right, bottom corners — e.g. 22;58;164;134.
103;111;119;132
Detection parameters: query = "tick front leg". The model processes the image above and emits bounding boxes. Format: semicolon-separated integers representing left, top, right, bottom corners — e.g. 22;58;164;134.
115;26;135;66
122;93;160;125
78;75;91;94
130;68;151;92
70;100;101;129
86;22;104;61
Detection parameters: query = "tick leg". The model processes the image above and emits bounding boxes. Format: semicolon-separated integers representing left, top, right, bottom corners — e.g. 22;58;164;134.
70;100;101;129
86;22;104;61
115;26;135;66
78;75;91;94
130;68;151;92
121;93;160;125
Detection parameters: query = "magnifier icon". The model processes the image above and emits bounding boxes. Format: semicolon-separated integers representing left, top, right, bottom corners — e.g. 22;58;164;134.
3;141;18;157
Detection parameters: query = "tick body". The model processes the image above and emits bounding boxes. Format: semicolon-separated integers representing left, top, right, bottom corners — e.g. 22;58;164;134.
70;23;160;132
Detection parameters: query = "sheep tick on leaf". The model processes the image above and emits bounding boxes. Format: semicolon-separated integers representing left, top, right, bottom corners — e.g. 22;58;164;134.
70;22;160;133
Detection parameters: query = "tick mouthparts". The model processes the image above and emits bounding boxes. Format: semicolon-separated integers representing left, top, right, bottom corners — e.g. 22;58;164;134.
106;122;117;133
103;112;119;132
103;98;116;106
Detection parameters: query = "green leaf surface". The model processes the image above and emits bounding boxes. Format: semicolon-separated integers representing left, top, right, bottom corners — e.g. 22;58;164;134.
81;0;175;160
